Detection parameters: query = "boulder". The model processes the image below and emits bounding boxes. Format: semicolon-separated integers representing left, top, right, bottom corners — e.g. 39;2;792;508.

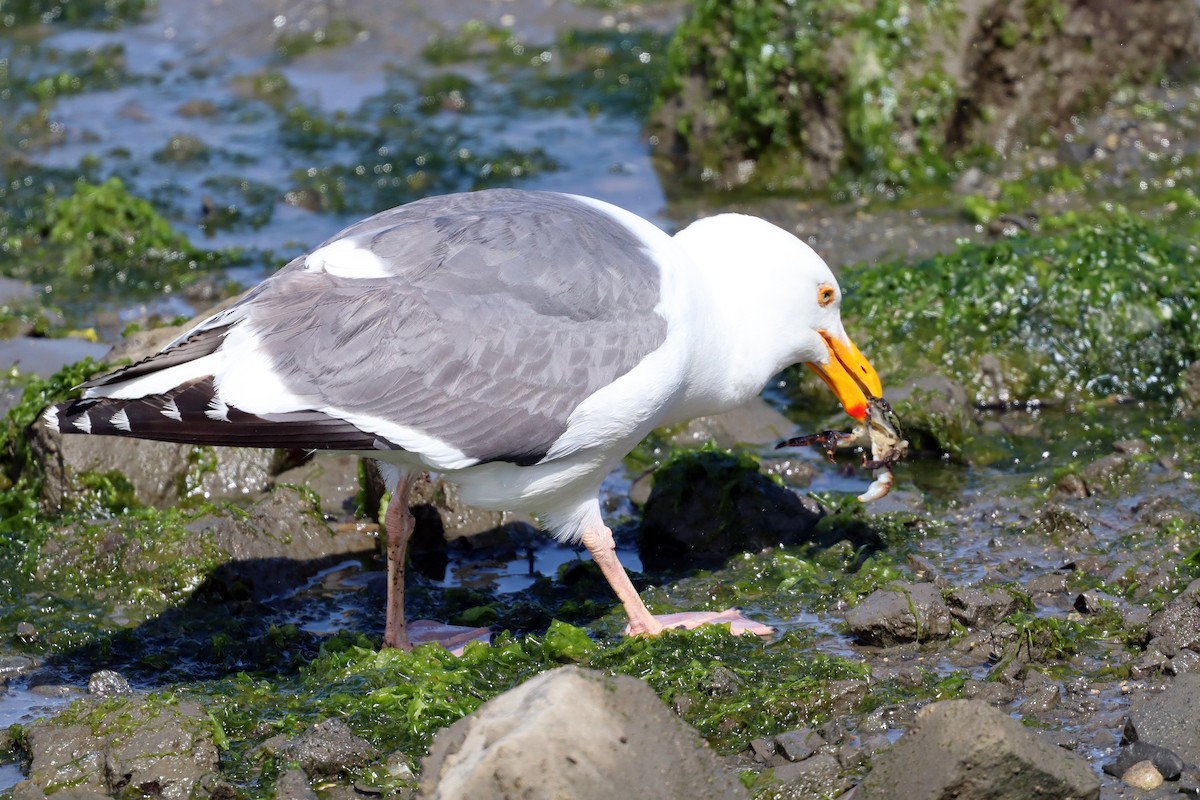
855;700;1099;800
651;0;1200;191
420;665;747;799
1124;673;1200;767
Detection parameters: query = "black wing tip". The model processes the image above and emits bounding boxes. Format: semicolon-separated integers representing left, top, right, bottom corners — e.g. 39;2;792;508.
44;380;400;453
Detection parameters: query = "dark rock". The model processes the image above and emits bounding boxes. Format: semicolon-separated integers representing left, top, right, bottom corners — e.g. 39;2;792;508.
420;666;748;799
1103;741;1184;781
946;586;1021;628
1125;673;1200;766
87;669;132;697
855;700;1099;800
844;582;952;646
284;719;379;778
638;448;821;569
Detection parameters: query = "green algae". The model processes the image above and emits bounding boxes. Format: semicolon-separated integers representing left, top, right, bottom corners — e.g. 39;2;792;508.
186;622;869;796
1;177;243;320
652;0;961;191
0;0;152;30
842;214;1200;404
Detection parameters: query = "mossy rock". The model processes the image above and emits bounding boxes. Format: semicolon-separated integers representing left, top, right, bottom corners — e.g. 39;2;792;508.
638;447;821;569
650;0;1198;192
843;215;1200;403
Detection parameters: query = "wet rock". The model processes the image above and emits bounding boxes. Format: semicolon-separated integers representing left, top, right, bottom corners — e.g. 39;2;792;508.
1082;452;1132;493
420;665;747;799
769;752;848;799
34;485;375;605
87;669;132;697
1125;673;1200;766
946;585;1021;628
283;719;379;778
1026;506;1092;547
773;728;825;762
1026;571;1071;597
34;424;275;512
192;486;376;601
274;452;362;518
1054;472;1090;499
1146;578;1200;652
275;769;319;800
1103;740;1184;782
1180;360;1200;414
24;698;218;800
844;582;952;646
12;784;110;800
855;700;1100;800
638;448;821;569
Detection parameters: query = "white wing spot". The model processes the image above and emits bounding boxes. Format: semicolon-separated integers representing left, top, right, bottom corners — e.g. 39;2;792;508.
73;412;92;434
305;238;389;278
42;405;59;430
110;409;132;432
161;398;182;421
206;396;230;422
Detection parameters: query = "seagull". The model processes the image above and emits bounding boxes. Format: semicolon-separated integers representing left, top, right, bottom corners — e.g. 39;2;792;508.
44;189;882;650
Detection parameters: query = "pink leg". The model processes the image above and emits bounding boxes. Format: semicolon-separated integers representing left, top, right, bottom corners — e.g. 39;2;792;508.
382;473;415;650
380;471;491;652
581;523;773;638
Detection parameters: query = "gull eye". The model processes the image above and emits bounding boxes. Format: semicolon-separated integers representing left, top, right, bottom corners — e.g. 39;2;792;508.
818;284;836;307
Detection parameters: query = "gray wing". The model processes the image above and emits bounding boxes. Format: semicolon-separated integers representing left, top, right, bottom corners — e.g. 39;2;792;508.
248;190;669;465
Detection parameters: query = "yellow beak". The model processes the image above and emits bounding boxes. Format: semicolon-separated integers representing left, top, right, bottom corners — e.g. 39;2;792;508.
806;331;882;420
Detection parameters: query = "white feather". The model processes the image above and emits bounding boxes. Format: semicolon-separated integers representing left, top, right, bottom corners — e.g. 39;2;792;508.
305;239;389;278
42;405;59;430
160;398;182;421
110;409;131;432
84;353;221;400
73;412;92;434
205;396;230;422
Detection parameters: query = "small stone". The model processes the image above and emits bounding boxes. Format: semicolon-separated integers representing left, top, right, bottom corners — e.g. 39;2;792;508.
749;738;777;763
87;670;132;697
1122;760;1163;790
774;728;824;762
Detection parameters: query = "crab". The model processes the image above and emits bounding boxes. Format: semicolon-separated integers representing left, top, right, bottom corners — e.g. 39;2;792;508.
777;395;908;502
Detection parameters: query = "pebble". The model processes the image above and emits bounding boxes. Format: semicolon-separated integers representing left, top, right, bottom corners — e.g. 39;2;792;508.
1122;759;1164;790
